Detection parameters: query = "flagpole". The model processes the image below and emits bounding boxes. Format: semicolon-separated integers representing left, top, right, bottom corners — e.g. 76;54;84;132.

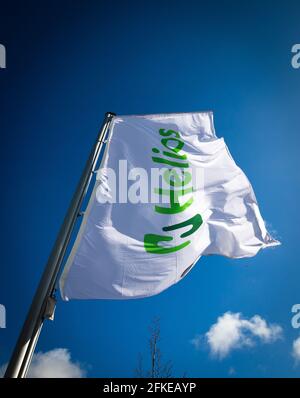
4;111;116;378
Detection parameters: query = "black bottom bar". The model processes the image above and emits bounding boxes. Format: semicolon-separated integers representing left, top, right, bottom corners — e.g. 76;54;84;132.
0;378;299;394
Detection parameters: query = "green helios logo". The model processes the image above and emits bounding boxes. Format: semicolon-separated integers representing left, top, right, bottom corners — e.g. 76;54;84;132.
144;128;203;254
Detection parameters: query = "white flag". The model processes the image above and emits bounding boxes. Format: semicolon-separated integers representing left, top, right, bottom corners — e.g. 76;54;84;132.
60;112;279;300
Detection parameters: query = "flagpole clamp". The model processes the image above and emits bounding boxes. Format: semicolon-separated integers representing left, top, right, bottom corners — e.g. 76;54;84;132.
43;296;56;321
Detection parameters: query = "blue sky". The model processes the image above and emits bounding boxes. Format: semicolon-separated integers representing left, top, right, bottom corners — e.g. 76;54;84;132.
0;0;300;377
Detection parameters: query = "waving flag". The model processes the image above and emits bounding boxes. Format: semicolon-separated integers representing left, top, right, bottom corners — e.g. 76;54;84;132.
60;112;279;300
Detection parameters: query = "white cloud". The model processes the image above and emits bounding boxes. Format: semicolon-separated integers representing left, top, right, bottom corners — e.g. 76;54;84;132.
190;334;203;350
292;337;300;363
192;312;282;359
0;348;86;378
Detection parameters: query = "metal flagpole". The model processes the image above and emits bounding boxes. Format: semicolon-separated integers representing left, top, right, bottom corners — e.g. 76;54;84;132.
4;111;116;378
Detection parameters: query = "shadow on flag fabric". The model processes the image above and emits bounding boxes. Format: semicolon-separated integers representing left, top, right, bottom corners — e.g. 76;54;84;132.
60;112;279;300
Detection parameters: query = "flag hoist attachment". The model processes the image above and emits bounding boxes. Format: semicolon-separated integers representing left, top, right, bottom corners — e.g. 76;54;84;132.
4;112;116;378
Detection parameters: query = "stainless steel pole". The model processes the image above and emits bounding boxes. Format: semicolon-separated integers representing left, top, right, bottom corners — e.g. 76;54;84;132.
4;112;116;378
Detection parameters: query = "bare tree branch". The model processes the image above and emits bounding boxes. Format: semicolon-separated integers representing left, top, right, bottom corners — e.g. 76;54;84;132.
135;317;173;378
134;353;144;378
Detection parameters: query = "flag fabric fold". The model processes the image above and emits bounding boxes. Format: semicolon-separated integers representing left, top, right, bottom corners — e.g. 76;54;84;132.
60;112;279;300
